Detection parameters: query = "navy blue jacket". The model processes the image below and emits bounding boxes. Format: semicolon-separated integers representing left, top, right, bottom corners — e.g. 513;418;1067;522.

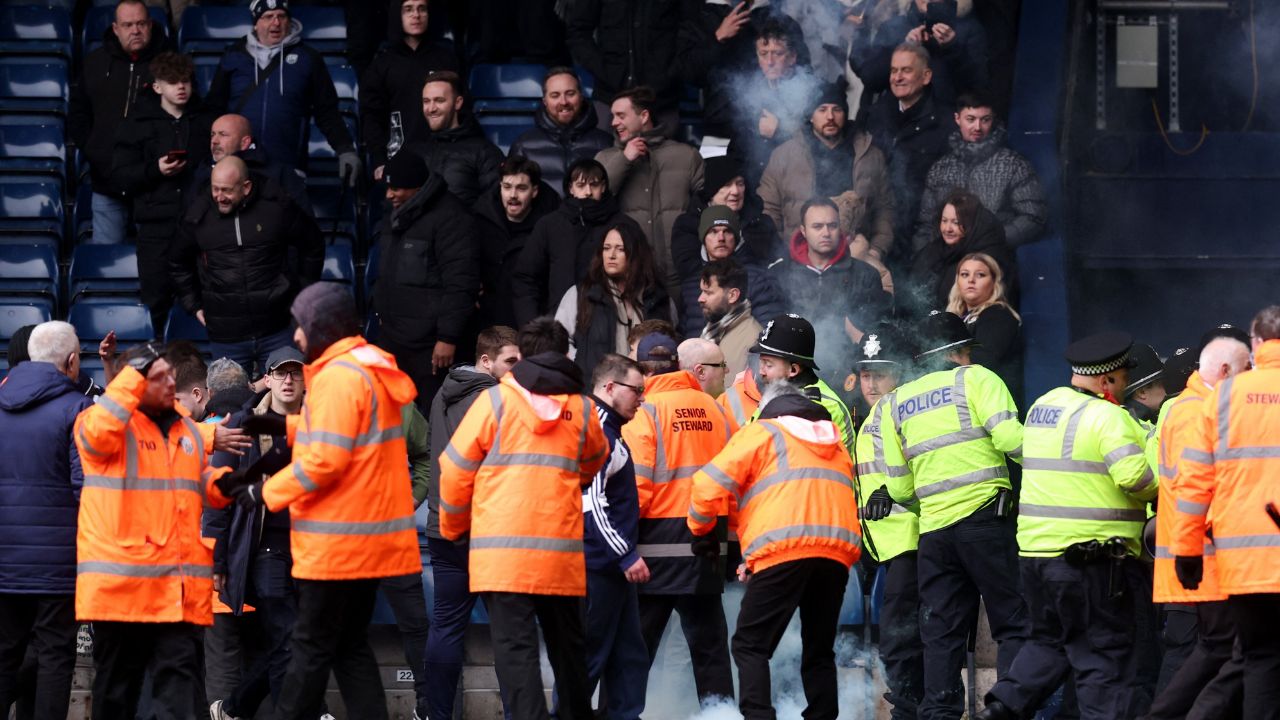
0;362;93;594
678;251;785;339
583;395;641;575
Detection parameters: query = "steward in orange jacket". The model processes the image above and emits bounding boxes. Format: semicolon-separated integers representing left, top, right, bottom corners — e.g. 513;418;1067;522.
74;344;237;720
719;367;761;427
689;382;860;720
1171;310;1280;719
438;350;607;720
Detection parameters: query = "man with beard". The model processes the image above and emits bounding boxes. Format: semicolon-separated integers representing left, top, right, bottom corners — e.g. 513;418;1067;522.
677;205;784;339
406;70;504;205
670;156;783;288
474;157;561;329
511;68;614;197
698;259;763;380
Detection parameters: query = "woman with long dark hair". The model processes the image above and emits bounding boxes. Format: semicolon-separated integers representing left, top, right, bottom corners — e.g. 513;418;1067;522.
908;189;1017;313
555;223;674;373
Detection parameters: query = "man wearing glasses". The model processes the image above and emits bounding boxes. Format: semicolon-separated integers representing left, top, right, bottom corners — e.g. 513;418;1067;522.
677;338;729;399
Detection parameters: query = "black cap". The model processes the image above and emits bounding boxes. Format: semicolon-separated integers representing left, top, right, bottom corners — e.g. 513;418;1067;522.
636;333;678;363
384;152;429;190
1197;324;1251;355
1161;347;1197;396
914;310;976;359
1124;343;1164;398
853;321;914;367
1065;331;1135;376
266;346;305;371
750;314;819;370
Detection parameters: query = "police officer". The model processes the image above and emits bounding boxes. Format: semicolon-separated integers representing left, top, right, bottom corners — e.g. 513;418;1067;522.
852;323;924;720
1124;343;1166;429
749;314;856;455
879;311;1027;720
978;332;1158;720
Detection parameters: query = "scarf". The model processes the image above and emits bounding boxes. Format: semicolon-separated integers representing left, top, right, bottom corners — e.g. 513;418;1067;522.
701;300;753;344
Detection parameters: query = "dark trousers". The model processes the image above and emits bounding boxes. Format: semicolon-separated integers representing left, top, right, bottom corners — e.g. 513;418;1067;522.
583;570;648;720
1147;600;1243;719
382;337;447;413
223;546;300;718
732;558;848;720
207;325;294;380
1127;562;1161;717
484;591;591;720
1154;604;1198;695
986;556;1136;719
916;503;1028;720
426;536;480;720
880;552;924;720
0;594;77;720
1226;593;1280;720
381;572;432;718
204;612;264;706
274;579;387;720
638;593;734;704
136;234;174;337
91;621;202;720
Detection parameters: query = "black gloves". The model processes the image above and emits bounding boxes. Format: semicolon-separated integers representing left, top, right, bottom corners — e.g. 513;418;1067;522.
691;536;721;559
1175;555;1203;590
214;468;248;499
241;414;288;437
126;342;164;376
230;481;265;511
862;486;894;522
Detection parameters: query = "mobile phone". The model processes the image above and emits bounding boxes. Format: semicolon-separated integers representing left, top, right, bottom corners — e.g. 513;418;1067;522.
925;0;958;28
165;150;188;162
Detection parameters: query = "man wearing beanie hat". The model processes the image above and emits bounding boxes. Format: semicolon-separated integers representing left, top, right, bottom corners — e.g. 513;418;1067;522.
373;151;480;410
219;282;422;720
205;0;361;183
757;81;895;290
677;204;785;339
670;155;783;283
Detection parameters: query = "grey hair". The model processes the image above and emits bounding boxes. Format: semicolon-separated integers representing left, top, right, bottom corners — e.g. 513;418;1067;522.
206;357;250;396
27;321;79;371
893;41;932;69
758;377;806;408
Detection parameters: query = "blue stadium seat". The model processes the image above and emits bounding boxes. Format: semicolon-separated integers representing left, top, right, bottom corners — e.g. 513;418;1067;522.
363;238;380;301
0;57;70;117
308;177;357;245
469;63;545;115
0;117;66;183
327;62;358;116
294;6;346;56
178;6;250;56
0;300;53;353
164;305;210;354
306;114;359;179
68;244;141;301
837;567;865;627
193;55;219;96
69;301;154;352
81;5;169;58
476;114;535;155
0;6;72;61
0;244;57;305
322;243;354;283
0;176;63;249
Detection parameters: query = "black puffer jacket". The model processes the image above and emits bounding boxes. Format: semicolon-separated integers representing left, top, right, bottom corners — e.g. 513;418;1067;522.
508;104;614;197
564;0;691;107
360;3;461;170
426;366;496;539
568;282;673;376
68;26;171;193
111;96;214;236
171;174;324;343
510;193;641;327
190;144;312;217
865;87;954;247
907;203;1016;313
405;116;504;206
374;172;480;347
473;181;561;329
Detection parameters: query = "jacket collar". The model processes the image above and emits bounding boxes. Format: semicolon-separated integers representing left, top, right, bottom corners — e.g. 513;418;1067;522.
1256;340;1280;369
643;369;701;396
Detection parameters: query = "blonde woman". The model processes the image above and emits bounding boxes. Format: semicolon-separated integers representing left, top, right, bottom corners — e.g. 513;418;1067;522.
948;251;1023;404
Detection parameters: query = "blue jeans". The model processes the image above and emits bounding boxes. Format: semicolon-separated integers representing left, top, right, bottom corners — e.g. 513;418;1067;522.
209;326;296;378
425;536;478;720
584;570;648;720
91;192;129;245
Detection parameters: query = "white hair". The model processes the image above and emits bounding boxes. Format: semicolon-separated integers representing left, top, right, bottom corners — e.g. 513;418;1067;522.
1199;337;1251;385
677;338;721;371
27;321;79;371
206;357;250;396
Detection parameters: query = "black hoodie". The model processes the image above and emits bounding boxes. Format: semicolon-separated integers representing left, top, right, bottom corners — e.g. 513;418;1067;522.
758;390;832;422
907;202;1017;313
509;104;614;198
404;115;505;206
426;365;498;539
111;94;214;233
473;180;561;329
512;352;585;395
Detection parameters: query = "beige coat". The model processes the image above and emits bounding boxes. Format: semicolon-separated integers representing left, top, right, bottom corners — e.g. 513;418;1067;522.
715;311;764;381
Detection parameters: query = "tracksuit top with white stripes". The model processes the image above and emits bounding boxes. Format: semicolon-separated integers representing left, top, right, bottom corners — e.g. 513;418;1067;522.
582;396;642;574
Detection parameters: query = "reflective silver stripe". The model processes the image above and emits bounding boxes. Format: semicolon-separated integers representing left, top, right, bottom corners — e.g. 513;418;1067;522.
1218;446;1280;460
1158;463;1177;480
293;461;318;492
292;515;415;535
689;506;714;525
98;394;131;424
1022;458;1109;474
740;467;853;511
953;366;973;429
902;426;989;461
1104;444;1144;466
1128;467;1156;494
444;443;481;472
869;398;912;477
486;452;578;471
78;561;211;578
1217;377;1233;453
1154;543;1216;559
637;542;728;558
888;503;912;516
915;465;1008;500
438;498;470;514
297;430;357;452
702;463;738;496
1019;504;1146;522
727;388;747;425
856;461;878;476
124;428;140;482
634;463;655;481
83;476;200;493
1061;401;1091;460
330;360;385;446
1176;499;1208;516
743;524;858;558
643;403;668;484
77;425;110;457
1212;534;1280;550
1181;448;1214;464
470;535;584;552
984;410;1017;432
182;418;205;459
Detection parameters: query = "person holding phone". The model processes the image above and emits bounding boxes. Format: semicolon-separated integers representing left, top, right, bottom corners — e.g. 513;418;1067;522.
112;51;214;337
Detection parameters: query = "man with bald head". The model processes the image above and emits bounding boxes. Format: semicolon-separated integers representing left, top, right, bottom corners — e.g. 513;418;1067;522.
193;113;313;216
172;156;323;375
678;338;728;398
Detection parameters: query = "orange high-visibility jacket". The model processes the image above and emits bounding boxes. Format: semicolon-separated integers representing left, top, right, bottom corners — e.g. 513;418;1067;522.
689;413;861;574
74;366;229;625
262;336;422;581
1153;372;1224;603
438;375;608;596
623;370;736;594
1172;340;1280;595
718;369;760;427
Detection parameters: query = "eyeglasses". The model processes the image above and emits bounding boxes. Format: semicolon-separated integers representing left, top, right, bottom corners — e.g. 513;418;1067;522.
270;368;303;380
613;380;645;395
701;362;728;370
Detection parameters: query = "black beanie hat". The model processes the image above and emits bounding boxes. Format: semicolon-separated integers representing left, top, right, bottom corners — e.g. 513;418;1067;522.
291;283;360;359
384;151;430;190
700;156;744;203
809;81;849;118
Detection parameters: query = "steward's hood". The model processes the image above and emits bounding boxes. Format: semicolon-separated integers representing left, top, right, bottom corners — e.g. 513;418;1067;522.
735;368;761;402
789;228;849;270
439;365;497;406
0;362;79;412
643;369;702;396
758;393;841;457
308;336;418;407
506;352;585;433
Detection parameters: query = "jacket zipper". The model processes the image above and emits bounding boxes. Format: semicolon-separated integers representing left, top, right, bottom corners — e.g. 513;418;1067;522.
234;212;243;246
124;61;136;118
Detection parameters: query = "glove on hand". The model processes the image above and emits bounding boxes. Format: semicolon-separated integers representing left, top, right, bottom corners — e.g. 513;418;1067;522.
214;468;249;499
231;481;264;511
338;151;362;188
863;486;894;522
1175;555;1203;590
691;536;721;559
241;414;288;437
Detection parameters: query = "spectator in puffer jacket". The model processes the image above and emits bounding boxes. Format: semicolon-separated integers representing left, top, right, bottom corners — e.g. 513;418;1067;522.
69;0;171;245
509;67;614;198
912;91;1047;251
677;205;785;340
405;70;505;206
171;156;324;375
204;0;360;183
0;321;94;720
193;113;313;217
670;156;783;283
360;0;461;180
